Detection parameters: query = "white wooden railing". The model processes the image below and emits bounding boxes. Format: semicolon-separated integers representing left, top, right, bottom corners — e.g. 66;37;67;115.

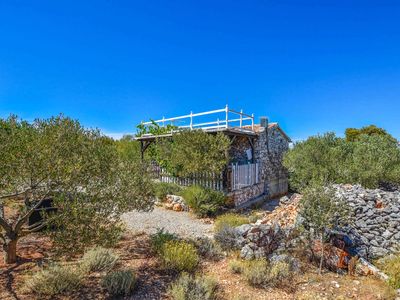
141;105;254;133
231;162;259;190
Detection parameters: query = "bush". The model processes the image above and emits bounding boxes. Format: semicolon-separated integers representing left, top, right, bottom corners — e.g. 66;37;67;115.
378;254;400;289
24;264;82;296
150;228;178;255
101;269;136;296
193;237;224;261
169;272;218;300
241;259;292;288
267;261;292;287
155;182;182;201
81;247;119;272
243;259;269;287
214;213;248;233
229;259;244;274
181;185;225;217
283;132;400;191
161;241;199;272
214;226;239;251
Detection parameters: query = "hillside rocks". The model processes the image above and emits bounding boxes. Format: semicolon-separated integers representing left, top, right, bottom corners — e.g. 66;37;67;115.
334;184;400;258
163;195;189;212
236;223;283;260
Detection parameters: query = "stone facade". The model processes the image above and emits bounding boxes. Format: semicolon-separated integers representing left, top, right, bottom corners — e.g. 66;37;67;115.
228;124;290;206
335;184;400;258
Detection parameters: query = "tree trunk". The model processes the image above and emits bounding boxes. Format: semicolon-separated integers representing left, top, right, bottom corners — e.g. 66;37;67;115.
319;235;324;275
3;238;18;264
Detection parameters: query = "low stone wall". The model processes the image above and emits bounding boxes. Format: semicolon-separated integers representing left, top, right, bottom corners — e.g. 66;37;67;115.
228;182;265;207
335;184;400;258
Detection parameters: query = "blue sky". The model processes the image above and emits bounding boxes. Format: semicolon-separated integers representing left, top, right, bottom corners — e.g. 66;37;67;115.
0;1;399;140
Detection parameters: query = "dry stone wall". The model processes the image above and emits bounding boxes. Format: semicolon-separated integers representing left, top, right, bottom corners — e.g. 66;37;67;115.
335;184;400;258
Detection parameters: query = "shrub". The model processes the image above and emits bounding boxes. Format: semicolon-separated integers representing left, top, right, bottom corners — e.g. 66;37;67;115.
229;259;244;274
24;264;82;296
101;269;136;296
150;228;178;255
193;237;224;261
155;182;182;201
161;241;199;272
169;272;218;300
214;226;239;251
181;185;225;217
243;259;269;287
81;247;119;272
214;213;248;233
378;254;400;289
267;261;292;287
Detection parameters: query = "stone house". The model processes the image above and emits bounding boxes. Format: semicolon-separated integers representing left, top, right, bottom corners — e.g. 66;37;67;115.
136;106;291;207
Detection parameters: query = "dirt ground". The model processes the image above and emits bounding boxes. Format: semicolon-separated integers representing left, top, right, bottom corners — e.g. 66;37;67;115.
0;232;396;300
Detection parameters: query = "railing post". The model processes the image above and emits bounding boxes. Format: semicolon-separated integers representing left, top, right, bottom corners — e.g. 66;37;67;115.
217;118;220;128
190;111;193;130
162;116;165;127
251;113;254;131
225;104;229;128
240;109;243;128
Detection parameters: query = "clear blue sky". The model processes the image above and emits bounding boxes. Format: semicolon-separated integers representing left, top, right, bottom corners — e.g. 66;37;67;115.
1;1;399;140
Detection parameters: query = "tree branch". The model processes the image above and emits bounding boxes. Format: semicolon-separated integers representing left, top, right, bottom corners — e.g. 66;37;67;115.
20;221;48;236
0;188;31;200
0;215;12;235
14;192;51;233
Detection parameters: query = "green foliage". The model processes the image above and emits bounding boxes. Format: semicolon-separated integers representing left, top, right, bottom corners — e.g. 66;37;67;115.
181;185;226;217
24;264;83;296
154;130;230;177
136;120;177;137
214;213;249;233
243;259;269;287
161;240;199;272
101;269;136;296
81;247;119;272
299;185;350;236
154;182;182;201
267;261;291;287
149;228;178;255
378;255;400;289
0;115;155;262
192;237;224;261
115;134;141;162
229;259;244;274
283;131;400;191
169;272;218;300
345;125;390;142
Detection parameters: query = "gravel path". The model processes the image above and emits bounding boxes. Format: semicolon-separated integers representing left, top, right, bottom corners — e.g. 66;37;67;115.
122;207;213;238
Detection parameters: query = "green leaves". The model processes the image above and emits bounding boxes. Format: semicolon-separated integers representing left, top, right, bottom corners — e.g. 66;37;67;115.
0;115;155;256
283;131;400;191
155;130;230;177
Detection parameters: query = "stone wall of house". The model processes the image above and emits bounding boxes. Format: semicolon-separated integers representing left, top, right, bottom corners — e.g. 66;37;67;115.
229;136;252;164
226;124;290;206
228;182;265;207
254;125;289;198
335;184;400;258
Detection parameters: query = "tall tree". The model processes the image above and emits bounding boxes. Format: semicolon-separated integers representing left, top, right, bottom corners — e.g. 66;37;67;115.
0;116;154;264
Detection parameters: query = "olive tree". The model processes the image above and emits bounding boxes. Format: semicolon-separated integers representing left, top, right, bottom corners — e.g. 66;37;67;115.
154;130;231;177
299;185;350;274
0;116;154;264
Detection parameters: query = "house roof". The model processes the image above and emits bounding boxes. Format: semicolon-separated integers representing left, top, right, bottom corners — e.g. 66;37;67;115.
242;123;291;142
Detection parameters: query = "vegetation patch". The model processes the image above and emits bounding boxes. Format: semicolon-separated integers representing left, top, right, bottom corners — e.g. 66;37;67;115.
214;226;240;251
24;264;83;296
377;254;400;289
155;182;183;201
161;240;199;272
150;228;178;255
214;213;249;233
81;246;119;273
101;269;136;296
169;272;218;300
193;237;224;261
181;185;225;217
